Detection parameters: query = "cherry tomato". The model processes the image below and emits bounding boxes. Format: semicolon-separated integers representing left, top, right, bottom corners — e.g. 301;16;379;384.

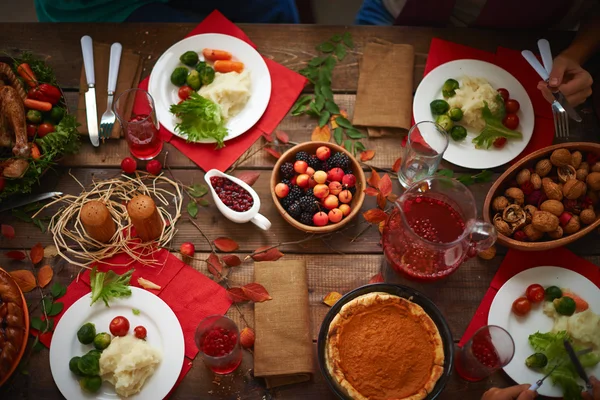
493;137;507;149
37;122;55;138
134;326;147;340
109;316;130;337
503;113;520;130
178;85;194;101
146;160;162;175
512;297;532;316
26;124;37;138
0;177;5;192
498;88;510;101
505;99;521;114
121;157;137;174
526;284;545;303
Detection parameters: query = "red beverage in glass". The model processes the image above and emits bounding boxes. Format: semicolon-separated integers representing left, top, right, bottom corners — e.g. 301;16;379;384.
195;315;243;375
126;114;163;160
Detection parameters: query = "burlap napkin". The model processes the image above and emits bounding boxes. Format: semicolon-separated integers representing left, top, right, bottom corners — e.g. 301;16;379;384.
353;38;414;137
77;42;144;138
253;260;314;388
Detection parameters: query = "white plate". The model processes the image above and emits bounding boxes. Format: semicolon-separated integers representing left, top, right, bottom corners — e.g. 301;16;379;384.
488;266;600;398
149;33;271;143
50;287;185;400
413;59;535;169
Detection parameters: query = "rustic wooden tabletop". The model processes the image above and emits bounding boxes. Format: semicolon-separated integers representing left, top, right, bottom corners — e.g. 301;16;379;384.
0;23;599;400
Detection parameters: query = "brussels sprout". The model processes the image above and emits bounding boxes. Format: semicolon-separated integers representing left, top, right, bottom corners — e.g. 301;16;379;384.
553;296;576;316
199;66;215;86
545;286;562;301
170;67;189;87
195;61;208;73
86;349;102;359
179;51;199;67
448;107;463;122
186;70;201;90
525;352;548;368
442;78;460;98
77;322;96;345
77;353;100;376
79;376;102;393
435;114;453;132
27;110;42;124
93;332;111;350
430;99;450;115
48;106;65;124
69;356;84;376
450;125;467;141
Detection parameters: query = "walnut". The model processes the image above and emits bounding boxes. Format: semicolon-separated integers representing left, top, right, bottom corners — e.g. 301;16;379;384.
477;245;496;260
571;151;583;169
557;165;576;183
576;168;589;182
580;208;596;225
505;187;525;205
516;169;531;186
563;179;587;200
592;162;600;173
579;162;590;173
524;205;537;224
542;177;563;201
535;159;552;177
548;226;564;239
540;200;564;216
586;172;600;191
531;210;560;232
563;215;581;235
530;173;542;190
493;213;513;236
587;191;600;205
502;204;527;231
550;148;572;167
492;196;509;212
523;224;544;241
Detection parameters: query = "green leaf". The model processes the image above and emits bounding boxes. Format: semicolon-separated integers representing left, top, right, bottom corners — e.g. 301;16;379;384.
342;32;354;48
335;116;353;129
437;169;454;178
346;128;366;139
319;111;331;128
320;86;334;101
457;175;474;186
132;308;141;315
48;302;63;317
354;141;366;152
308;56;326;67
316;42;335;53
30;317;44;331
324;56;336;70
187;201;199;218
299;67;318;83
51;282;67;299
188;183;208;198
294;94;312;108
11;209;32;223
306;102;320;118
331;34;342;42
473;170;494;183
33;340;45;352
314;95;325;112
325;101;340;115
198;198;210;207
23;202;43;213
335;44;347;61
318;67;332;87
33;218;46;233
333;127;343;145
343;139;353;153
41;297;53;313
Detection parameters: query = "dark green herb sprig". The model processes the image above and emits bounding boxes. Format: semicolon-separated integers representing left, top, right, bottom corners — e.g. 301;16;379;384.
437;169;494;185
186;183;210;218
11;202;50;233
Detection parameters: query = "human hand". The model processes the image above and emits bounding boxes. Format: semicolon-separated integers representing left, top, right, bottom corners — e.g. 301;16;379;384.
481;384;537;400
537;54;593;107
582;376;600;400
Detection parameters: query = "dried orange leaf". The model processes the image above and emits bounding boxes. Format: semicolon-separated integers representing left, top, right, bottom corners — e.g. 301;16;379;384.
311;125;331;142
222;255;241;267
37;265;53;288
44;245;59;258
30;242;44;265
387;193;399;202
392;157;402;173
213;237;239;252
242;282;272;302
10;270;36;292
368;273;384;284
227;287;249;303
138;277;161;290
367;168;381;188
275;130;289;144
1;224;15;239
379;221;385;234
265;147;281;159
262;132;274;142
378;174;392;198
6;251;26;261
377;192;387;209
236;171;260;187
330;114;340;129
323;291;342;307
363;208;388;224
360;150;375;162
251;246;283;262
207;253;223;277
364;187;379;197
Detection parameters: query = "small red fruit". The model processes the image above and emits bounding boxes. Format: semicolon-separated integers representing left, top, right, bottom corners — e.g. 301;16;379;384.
313;184;330;199
497;88;509;101
493;137;507;149
306;167;315;177
178;85;194;101
290;176;297;185
121;157;137;174
342;174;356;188
26;124;37;138
37;122;55;137
328;208;343;223
322;194;339;210
525;284;545;303
146;160;162;175
339;190;353;204
316;146;331;161
296;173;310;188
294;160;308;174
313;170;327;184
339;204;351;216
559;212;573;227
329;181;343;196
512;296;531;316
505;99;520;114
275;182;290;198
179;242;195;257
240;327;255;349
134;325;147;340
308;176;318;188
109;316;130;337
502;113;519;130
327;168;345;182
313;211;329;226
513;230;528;241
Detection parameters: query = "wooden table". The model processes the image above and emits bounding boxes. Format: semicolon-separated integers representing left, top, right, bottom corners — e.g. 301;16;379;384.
1;23;599;400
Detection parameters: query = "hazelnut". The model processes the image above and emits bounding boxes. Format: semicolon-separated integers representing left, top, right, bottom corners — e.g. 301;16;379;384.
580;208;596;225
571;151;583;169
531;210;560;232
492;196;509;212
576;168;589;182
563;179;587;200
516;169;531;186
523;224;544;241
592;162;600;173
493;213;513;236
557;165;576;183
548;226;564;239
586;172;600;191
563;215;581;235
530;173;542;190
542;177;563;201
505;187;525;205
535;159;552;177
477;245;496;260
524;205;537;224
540;199;564;216
550;148;572;167
579;162;590;173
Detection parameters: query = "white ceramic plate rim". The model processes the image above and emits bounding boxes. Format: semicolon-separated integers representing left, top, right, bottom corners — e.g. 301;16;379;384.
488;266;600;398
49;287;185;400
413;59;535;169
149;33;272;143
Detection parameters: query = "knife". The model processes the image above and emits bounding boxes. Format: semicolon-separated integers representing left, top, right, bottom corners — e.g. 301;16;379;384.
81;35;99;147
564;340;594;396
0;192;62;213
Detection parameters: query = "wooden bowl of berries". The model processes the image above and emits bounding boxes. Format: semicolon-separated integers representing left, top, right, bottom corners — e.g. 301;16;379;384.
483;142;600;251
271;141;366;233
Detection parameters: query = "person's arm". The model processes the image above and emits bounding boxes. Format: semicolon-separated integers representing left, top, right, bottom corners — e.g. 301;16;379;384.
560;7;600;66
481;384;537;400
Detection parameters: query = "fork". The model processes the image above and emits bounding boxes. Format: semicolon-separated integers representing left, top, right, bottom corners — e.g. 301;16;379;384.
99;43;122;140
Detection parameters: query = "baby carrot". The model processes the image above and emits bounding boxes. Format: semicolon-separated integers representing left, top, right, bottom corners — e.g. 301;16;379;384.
214;60;244;73
202;48;232;61
17;63;38;87
562;290;589;312
30;143;41;160
24;98;52;112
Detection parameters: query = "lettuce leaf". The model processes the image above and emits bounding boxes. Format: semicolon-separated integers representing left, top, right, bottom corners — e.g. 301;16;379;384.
471;101;522;149
89;267;133;307
169;92;228;148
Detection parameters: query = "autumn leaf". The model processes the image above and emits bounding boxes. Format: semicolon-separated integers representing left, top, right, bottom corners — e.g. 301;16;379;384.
275;130;289;144
262;132;273;142
311;125;331;142
227;287;249;303
392;157;402;173
364;187;379;197
236;171;260;187
363;208;388;224
330;114;340;129
265;147;281;159
206;253;223;277
360;150;375;162
242;283;272;302
367;168;381;188
388;193;399;202
37;265;53;288
323;291;342;307
379;221;385;234
6;251;26;261
222;255;241;267
378;174;392;198
251;246;284;262
368;273;384;284
30;242;44;264
213;237;239;252
377;192;387;209
1;224;15;239
10;270;36;292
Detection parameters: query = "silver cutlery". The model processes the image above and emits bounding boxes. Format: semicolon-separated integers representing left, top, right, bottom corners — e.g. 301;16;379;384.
100;42;122;140
0;191;63;213
528;347;593;392
81;35;99;147
564;341;595;397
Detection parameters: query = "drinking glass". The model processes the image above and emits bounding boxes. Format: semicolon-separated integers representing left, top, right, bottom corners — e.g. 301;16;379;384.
114;88;163;160
398;121;449;188
454;325;515;382
195;315;243;375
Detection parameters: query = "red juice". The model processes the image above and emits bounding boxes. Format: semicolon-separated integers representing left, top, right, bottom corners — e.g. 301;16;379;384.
126;114;163;160
201;327;242;374
455;334;501;381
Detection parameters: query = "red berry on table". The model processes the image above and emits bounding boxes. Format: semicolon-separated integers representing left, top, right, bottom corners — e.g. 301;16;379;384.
313;211;329;226
179;242;195;257
497;88;509;101
134;325;147;340
121;157;137;174
502;113;519;130
316;146;331;161
146;160;162;175
275;182;290;198
493;137;507;149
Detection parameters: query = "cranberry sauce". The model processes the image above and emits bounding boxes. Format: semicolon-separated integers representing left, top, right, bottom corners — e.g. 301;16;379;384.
210;176;254;212
402;196;465;243
201;326;237;357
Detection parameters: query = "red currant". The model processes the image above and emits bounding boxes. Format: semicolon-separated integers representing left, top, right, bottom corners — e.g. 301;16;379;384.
146;160;162;175
493;137;507;149
121;157;137;174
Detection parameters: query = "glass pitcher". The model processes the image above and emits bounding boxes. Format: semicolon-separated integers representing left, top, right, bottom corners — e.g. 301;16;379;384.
382;176;497;281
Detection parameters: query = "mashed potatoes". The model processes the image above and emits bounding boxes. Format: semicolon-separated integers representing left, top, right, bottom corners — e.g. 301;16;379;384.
544;300;600;349
448;77;501;131
100;335;162;397
198;70;251;120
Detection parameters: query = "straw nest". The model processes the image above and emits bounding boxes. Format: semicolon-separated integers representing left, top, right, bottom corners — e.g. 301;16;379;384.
34;172;182;268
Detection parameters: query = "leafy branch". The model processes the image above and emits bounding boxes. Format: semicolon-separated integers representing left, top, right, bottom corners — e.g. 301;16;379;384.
436;169;493;185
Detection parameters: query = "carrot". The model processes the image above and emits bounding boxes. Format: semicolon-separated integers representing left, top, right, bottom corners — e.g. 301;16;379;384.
562;290;589;312
24;98;52;112
202;48;232;61
214;60;244;73
30;143;41;160
17;63;38;88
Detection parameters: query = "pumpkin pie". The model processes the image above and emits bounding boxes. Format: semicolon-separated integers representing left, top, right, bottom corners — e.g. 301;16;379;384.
0;268;26;381
325;292;444;400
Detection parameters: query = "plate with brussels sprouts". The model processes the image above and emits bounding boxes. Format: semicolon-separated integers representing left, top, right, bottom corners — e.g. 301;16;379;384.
149;33;271;146
414;60;534;169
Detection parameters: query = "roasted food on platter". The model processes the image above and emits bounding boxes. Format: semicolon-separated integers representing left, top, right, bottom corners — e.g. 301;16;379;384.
325;292;444;400
0;78;31;179
0;268;26;382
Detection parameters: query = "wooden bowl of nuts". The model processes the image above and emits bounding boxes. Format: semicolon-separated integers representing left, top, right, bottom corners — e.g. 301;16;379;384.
483;143;600;251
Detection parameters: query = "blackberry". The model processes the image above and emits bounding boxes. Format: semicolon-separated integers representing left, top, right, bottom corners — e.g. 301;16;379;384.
280;197;292;210
305;188;314;198
330;152;350;169
298;196;319;214
299;211;314;226
281;178;290;187
287;185;304;203
322;161;330;172
348;186;357;196
344;169;353;175
295;151;310;163
280;162;295;179
288;201;302;218
307;155;322;170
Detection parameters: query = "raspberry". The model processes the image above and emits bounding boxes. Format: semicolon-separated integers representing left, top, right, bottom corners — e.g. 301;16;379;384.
299;212;313;226
295;151;310;163
280;162;295;179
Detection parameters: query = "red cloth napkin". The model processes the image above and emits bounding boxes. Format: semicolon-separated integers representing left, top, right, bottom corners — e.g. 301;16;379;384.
459;247;600;346
137;10;307;172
